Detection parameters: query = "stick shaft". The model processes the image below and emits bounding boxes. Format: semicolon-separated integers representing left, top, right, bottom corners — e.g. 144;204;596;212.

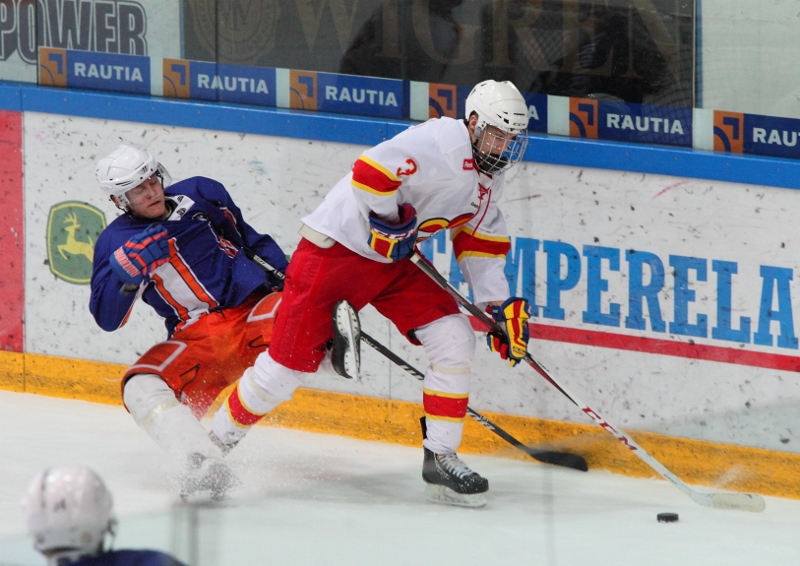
246;251;285;280
409;252;764;511
360;331;588;471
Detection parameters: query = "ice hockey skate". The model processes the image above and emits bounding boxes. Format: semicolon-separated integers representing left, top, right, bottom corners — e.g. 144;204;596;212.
209;430;238;457
331;300;361;380
422;447;489;508
179;453;240;502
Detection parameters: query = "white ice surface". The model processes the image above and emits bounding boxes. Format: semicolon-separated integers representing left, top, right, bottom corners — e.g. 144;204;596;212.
1;390;799;565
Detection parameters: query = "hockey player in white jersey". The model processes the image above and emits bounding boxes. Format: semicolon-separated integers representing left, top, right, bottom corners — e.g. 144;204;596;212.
210;79;533;507
21;466;187;565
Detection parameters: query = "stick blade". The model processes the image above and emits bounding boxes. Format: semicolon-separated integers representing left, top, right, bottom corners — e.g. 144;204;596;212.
689;490;766;512
525;449;589;472
708;492;766;512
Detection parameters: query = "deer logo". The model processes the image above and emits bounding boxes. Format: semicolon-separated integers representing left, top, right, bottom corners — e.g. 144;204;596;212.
47;202;107;285
57;212;95;262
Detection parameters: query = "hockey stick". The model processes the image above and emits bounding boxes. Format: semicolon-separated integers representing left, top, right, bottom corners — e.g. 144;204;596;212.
244;249;587;471
359;331;588;472
409;252;766;512
246;250;286;281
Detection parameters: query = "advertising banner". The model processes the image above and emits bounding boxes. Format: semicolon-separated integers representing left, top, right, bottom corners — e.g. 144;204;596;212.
290;70;405;120
38;48;149;94
714;111;800;160
163;59;277;107
0;0;180;83
570;98;692;147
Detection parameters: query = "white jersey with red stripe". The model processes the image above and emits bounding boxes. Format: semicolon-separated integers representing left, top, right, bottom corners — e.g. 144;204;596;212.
302;117;512;304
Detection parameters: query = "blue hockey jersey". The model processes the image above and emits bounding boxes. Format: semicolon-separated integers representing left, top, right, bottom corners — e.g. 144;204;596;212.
68;549;187;565
90;177;288;337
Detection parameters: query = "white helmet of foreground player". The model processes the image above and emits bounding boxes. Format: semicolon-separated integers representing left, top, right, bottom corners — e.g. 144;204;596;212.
96;144;172;210
465;80;530;175
21;466;117;560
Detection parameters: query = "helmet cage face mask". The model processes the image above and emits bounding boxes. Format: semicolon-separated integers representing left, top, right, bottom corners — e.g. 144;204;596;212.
471;125;529;175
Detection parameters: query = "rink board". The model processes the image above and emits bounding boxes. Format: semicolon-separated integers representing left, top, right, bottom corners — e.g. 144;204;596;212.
2;351;800;501
4;87;800;499
18;111;800;449
0;110;24;352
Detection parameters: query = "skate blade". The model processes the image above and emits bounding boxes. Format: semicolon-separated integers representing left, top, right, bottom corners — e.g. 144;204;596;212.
424;483;487;508
179;471;242;504
179;482;240;504
179;491;239;506
180;489;219;504
333;301;361;380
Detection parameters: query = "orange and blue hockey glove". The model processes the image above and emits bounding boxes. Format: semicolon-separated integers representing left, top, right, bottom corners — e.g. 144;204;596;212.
367;203;417;262
109;223;170;285
487;297;531;367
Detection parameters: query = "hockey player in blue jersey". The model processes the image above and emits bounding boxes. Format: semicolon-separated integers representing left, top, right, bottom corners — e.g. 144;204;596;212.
90;144;289;500
21;466;187;566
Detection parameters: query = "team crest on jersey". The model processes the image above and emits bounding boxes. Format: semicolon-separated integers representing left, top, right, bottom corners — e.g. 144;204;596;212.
418;218;449;234
417;212;475;235
448;212;474;229
46;201;106;285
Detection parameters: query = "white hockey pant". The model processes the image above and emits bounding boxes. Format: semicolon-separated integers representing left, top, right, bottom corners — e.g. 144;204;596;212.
210;350;303;445
123;373;223;461
416;313;475;455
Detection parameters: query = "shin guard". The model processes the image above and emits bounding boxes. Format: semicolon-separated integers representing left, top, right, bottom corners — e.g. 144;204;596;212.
415;314;475;455
211;352;302;445
123;373;223;460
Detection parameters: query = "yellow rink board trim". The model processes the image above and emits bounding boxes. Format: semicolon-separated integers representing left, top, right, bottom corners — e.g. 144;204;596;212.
3;351;800;500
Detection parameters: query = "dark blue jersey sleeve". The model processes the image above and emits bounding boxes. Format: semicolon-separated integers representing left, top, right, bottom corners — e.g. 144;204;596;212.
89;218;141;332
74;549;188;566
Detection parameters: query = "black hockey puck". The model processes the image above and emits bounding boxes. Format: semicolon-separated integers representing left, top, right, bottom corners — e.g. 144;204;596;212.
657;512;679;523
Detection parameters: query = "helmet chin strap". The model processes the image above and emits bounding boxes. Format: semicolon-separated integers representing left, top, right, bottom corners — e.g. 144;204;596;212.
103;517;118;554
42;515;115;565
110;196;131;214
44;540;105;565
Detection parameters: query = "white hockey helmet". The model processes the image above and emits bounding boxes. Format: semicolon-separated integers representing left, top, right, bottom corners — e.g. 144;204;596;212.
21;466;117;557
95;144;171;208
464;80;530;174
